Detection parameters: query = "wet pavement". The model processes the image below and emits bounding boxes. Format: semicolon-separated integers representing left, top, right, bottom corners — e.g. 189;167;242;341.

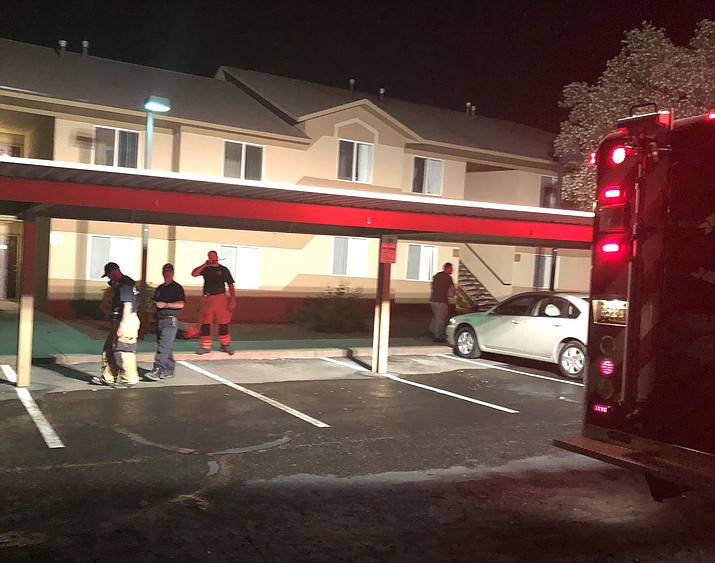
2;353;715;561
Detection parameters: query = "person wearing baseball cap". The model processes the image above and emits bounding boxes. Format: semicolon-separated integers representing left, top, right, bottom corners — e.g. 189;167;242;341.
91;262;141;388
145;263;185;380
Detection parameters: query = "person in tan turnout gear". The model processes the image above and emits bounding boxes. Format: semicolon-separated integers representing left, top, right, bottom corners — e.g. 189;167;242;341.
91;262;141;388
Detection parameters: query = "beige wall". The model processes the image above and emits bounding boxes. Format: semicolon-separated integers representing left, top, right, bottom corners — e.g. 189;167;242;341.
464;169;543;206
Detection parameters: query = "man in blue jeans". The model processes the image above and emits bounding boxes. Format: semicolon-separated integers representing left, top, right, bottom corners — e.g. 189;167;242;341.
146;263;185;380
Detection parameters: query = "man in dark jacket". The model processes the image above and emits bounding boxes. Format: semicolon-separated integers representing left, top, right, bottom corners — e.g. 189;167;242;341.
429;262;456;342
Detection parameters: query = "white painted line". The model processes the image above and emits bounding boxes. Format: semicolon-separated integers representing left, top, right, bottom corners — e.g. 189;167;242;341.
178;361;330;428
319;357;518;414
438;354;584;387
1;364;18;383
320;356;370;372
15;387;65;449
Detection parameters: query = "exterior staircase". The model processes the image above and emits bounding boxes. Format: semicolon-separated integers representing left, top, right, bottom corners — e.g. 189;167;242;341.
456;262;499;313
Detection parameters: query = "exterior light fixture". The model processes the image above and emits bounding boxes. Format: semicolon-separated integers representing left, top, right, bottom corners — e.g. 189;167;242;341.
143;95;171;113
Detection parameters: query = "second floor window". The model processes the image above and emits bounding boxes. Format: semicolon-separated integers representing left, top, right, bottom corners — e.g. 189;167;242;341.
406;244;437;281
412;157;443;195
332;236;368;276
224;141;263;181
94;127;139;168
540;176;560;208
338;140;372;182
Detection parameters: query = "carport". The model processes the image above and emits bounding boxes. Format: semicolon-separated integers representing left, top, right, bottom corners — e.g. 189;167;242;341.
0;156;593;386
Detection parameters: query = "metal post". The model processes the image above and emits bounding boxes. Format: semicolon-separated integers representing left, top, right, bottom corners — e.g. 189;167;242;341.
371;261;391;374
138;111;154;335
548;248;558;291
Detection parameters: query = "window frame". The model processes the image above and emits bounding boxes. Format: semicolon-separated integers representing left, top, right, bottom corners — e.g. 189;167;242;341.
92;125;139;168
86;234;138;280
331;236;369;277
219;244;261;289
337;139;373;183
405;243;437;281
223;140;264;181
412;156;444;196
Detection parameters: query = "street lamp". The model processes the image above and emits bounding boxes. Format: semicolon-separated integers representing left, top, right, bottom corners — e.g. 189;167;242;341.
139;95;171;336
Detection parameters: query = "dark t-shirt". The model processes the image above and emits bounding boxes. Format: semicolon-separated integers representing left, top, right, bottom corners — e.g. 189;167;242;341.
153;280;186;318
201;264;235;295
430;271;454;303
112;275;138;314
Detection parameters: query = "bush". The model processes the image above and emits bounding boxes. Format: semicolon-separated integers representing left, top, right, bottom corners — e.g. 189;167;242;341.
295;282;366;333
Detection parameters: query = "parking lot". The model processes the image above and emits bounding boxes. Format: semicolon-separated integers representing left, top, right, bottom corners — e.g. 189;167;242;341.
3;353;715;562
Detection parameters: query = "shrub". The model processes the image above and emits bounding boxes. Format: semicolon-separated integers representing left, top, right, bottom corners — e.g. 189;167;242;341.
295;282;366;333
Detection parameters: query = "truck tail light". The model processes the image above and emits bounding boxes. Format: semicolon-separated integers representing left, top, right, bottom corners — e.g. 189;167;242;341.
599;359;615;376
593;404;611;414
610;146;627;165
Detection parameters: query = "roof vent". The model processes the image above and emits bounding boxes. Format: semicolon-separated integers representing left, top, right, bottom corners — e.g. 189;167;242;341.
58;39;67;56
82;40;89;56
349;78;355;91
378;87;385;101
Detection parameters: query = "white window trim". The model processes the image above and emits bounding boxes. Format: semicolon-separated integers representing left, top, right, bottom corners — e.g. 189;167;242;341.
405;243;438;281
86;234;138;280
92;125;140;168
331;236;368;277
336;139;374;184
222;140;265;180
413;156;444;196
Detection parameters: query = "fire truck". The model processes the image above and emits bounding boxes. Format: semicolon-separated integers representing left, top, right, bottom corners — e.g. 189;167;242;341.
554;106;715;501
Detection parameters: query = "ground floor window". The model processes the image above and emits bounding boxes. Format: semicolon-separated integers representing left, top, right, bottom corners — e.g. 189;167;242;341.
406;244;437;281
533;253;556;289
220;245;260;289
88;235;137;279
332;237;368;276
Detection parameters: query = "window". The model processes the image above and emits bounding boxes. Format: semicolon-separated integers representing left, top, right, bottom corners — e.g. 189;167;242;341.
337;140;372;182
493;295;537;316
540;176;560;208
332;237;368;276
412;157;443;195
406;244;437;281
224;141;263;181
88;235;137;279
220;245;260;289
533;253;556;289
0;145;22;157
94;127;139;168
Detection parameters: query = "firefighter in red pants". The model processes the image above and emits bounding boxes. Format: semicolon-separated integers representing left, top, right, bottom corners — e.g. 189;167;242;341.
191;250;237;355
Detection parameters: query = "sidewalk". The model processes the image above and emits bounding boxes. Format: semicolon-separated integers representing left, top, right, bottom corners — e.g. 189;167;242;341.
0;300;447;365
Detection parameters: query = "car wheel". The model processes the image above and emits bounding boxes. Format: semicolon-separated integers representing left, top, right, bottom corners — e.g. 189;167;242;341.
454;326;481;358
558;341;586;380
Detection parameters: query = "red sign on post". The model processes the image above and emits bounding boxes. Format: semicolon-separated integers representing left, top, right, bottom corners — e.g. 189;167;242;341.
380;235;397;263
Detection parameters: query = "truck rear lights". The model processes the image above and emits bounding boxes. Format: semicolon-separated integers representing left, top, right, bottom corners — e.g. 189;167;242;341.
589;151;597;165
603;187;623;199
593;404;611;414
599;359;615;376
600;240;622;254
610;146;627;165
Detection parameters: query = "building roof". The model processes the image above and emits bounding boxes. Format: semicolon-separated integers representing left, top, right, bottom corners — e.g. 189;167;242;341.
0;39;308;141
219;67;557;161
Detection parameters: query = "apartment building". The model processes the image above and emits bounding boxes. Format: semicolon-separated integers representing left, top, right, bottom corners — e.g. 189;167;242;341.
0;39;591;321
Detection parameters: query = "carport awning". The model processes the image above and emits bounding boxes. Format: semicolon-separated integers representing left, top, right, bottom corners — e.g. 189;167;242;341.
0;157;593;248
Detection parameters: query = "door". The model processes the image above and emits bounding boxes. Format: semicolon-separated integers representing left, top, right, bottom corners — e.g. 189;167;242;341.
0;235;18;299
477;294;538;354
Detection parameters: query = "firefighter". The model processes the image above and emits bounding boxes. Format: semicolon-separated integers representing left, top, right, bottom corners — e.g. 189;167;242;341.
191;250;237;355
92;262;141;388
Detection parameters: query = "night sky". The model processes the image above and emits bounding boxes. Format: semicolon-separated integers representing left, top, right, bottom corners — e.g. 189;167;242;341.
2;0;713;133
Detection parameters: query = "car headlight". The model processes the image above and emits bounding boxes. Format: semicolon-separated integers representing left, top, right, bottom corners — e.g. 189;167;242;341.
448;318;456;325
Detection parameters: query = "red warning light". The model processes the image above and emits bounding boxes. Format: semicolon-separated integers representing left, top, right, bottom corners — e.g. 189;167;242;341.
593;404;611;414
708;112;715;120
602;186;623;200
599;359;615;376
600;240;622;254
588;151;597;166
610;147;627;165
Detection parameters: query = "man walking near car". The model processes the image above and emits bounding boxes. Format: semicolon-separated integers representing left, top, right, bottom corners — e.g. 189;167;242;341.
92;262;141;388
146;263;185;380
429;262;456;343
191;250;237;355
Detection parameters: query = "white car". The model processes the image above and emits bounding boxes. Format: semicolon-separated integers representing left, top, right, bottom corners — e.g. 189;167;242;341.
445;291;588;380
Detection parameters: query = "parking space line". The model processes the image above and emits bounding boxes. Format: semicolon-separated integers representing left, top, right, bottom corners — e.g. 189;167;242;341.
178;361;330;428
438;354;585;387
1;365;65;449
320;357;518;414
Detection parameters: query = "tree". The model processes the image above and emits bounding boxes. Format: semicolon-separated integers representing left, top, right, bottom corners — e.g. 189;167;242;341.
555;20;715;211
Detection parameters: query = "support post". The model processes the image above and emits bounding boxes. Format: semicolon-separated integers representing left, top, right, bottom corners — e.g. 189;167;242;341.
371;261;392;374
16;218;36;387
548;248;558;291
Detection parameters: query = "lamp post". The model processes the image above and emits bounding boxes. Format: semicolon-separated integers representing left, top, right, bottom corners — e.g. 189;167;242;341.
139;96;171;335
